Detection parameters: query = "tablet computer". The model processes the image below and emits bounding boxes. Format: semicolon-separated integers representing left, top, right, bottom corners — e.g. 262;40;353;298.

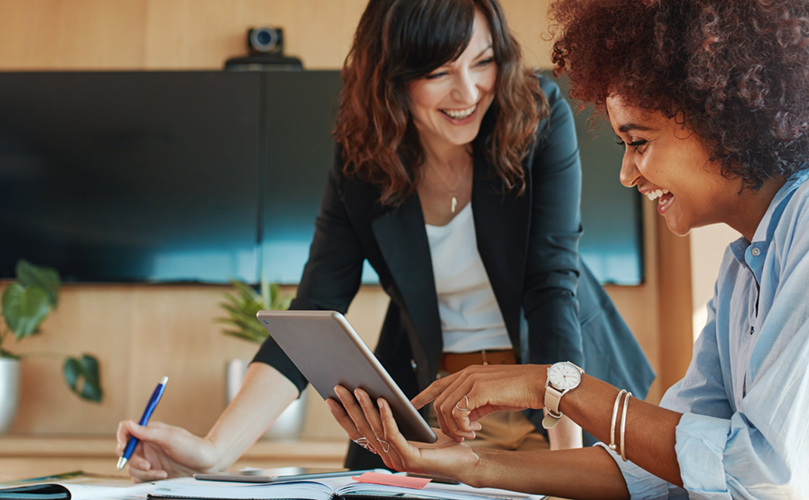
256;310;437;443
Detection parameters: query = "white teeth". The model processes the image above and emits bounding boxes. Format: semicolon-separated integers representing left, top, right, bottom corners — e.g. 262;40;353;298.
442;104;476;119
646;189;670;201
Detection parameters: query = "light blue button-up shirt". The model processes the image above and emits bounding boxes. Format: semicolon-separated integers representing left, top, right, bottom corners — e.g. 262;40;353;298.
599;170;809;499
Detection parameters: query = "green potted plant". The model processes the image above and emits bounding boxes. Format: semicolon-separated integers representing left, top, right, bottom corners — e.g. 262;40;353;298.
217;277;306;440
217;278;292;344
0;260;103;434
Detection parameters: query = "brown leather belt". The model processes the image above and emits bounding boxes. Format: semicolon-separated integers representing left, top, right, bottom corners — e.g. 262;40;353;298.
439;349;516;374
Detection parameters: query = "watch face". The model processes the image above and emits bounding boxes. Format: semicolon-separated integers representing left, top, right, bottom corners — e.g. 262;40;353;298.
548;362;581;390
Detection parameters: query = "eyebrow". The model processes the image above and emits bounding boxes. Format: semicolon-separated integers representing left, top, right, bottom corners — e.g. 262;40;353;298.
437;45;493;73
474;45;494;60
618;123;656;133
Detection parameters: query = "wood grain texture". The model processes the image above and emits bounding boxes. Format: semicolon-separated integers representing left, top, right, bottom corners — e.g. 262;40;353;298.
143;0;368;70
0;0;551;71
0;436;346;480
0;0;147;70
656;219;695;393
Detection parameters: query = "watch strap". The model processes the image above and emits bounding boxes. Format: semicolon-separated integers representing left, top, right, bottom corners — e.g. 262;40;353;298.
542;385;564;429
542;412;561;429
545;385;563;416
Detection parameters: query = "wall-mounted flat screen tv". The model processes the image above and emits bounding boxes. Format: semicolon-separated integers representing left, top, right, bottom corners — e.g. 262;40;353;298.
0;70;642;286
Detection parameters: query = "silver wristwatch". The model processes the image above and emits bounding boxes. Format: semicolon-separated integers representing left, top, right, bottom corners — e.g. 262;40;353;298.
542;361;584;429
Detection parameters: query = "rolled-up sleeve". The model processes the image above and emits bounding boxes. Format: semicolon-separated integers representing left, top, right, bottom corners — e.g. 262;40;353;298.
594;442;688;499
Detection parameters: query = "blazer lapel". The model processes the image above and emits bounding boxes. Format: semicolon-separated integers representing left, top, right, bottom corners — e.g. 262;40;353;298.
471;150;530;355
371;194;443;378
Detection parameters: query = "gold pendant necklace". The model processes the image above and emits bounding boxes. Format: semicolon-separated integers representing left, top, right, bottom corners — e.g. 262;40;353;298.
432;163;468;213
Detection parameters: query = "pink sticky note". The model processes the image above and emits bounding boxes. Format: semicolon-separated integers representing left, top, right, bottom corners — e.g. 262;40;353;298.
351;472;431;489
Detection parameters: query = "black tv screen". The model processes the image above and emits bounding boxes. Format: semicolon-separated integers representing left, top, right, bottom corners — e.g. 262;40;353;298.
0;71;345;284
0;70;641;285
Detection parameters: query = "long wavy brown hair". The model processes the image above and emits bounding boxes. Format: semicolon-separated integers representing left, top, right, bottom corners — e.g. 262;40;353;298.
549;0;809;189
334;0;546;206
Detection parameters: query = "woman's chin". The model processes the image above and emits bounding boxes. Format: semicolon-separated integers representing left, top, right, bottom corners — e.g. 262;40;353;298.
663;216;692;237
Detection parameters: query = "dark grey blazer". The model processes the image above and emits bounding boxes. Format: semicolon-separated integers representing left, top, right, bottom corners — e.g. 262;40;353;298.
253;77;654;468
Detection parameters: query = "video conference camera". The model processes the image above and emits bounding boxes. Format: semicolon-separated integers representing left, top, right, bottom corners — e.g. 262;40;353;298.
248;27;284;55
225;26;304;71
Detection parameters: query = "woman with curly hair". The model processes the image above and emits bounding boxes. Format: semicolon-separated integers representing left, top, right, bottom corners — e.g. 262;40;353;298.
116;0;653;479
328;0;809;497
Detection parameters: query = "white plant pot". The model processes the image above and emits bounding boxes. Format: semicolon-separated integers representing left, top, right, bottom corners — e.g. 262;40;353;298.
226;359;307;440
0;357;20;434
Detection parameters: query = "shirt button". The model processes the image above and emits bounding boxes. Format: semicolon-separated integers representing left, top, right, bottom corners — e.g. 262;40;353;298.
410;359;418;372
751;247;761;257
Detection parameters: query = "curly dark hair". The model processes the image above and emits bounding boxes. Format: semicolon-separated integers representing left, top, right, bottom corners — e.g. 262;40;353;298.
549;0;809;189
334;0;545;205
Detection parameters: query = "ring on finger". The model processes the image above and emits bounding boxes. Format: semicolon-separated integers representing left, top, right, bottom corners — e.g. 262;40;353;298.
353;437;377;454
455;395;472;412
376;438;391;453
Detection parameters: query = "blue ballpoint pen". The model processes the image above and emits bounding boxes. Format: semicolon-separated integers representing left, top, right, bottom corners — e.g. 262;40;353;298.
117;376;169;470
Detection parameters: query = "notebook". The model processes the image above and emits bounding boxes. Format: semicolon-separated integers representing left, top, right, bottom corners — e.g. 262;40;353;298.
149;472;547;500
0;471;155;500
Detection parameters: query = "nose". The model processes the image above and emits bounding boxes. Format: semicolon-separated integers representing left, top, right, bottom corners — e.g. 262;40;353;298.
451;70;479;105
619;148;641;188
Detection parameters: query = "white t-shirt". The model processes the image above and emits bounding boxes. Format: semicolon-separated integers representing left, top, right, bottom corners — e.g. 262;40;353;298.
425;203;513;353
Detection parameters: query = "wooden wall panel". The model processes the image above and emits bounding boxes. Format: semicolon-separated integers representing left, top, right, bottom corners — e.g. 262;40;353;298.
8;286;137;434
499;0;553;68
0;0;690;439
0;0;552;72
0;0;147;70
142;0;367;70
656;217;695;393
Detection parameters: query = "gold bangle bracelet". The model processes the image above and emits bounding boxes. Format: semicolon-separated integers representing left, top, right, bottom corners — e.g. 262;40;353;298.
609;389;627;452
619;392;633;461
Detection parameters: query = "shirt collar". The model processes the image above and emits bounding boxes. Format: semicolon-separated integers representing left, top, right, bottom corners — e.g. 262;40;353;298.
728;168;809;269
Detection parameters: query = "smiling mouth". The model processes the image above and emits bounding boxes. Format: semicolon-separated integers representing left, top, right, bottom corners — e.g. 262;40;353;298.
646;189;669;202
647;188;675;213
440;104;477;120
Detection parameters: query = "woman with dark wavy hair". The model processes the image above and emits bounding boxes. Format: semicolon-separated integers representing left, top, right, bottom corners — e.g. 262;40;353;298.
328;0;809;498
116;0;653;478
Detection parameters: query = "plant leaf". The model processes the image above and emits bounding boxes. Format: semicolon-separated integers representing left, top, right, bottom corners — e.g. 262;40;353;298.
16;260;61;307
63;354;103;402
222;329;267;343
275;296;293;311
260;273;270;309
221;293;244;308
269;283;280;305
2;284;52;339
217;279;289;344
231;280;262;307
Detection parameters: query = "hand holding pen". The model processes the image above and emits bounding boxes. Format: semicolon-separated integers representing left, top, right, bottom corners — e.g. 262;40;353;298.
117;376;168;470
